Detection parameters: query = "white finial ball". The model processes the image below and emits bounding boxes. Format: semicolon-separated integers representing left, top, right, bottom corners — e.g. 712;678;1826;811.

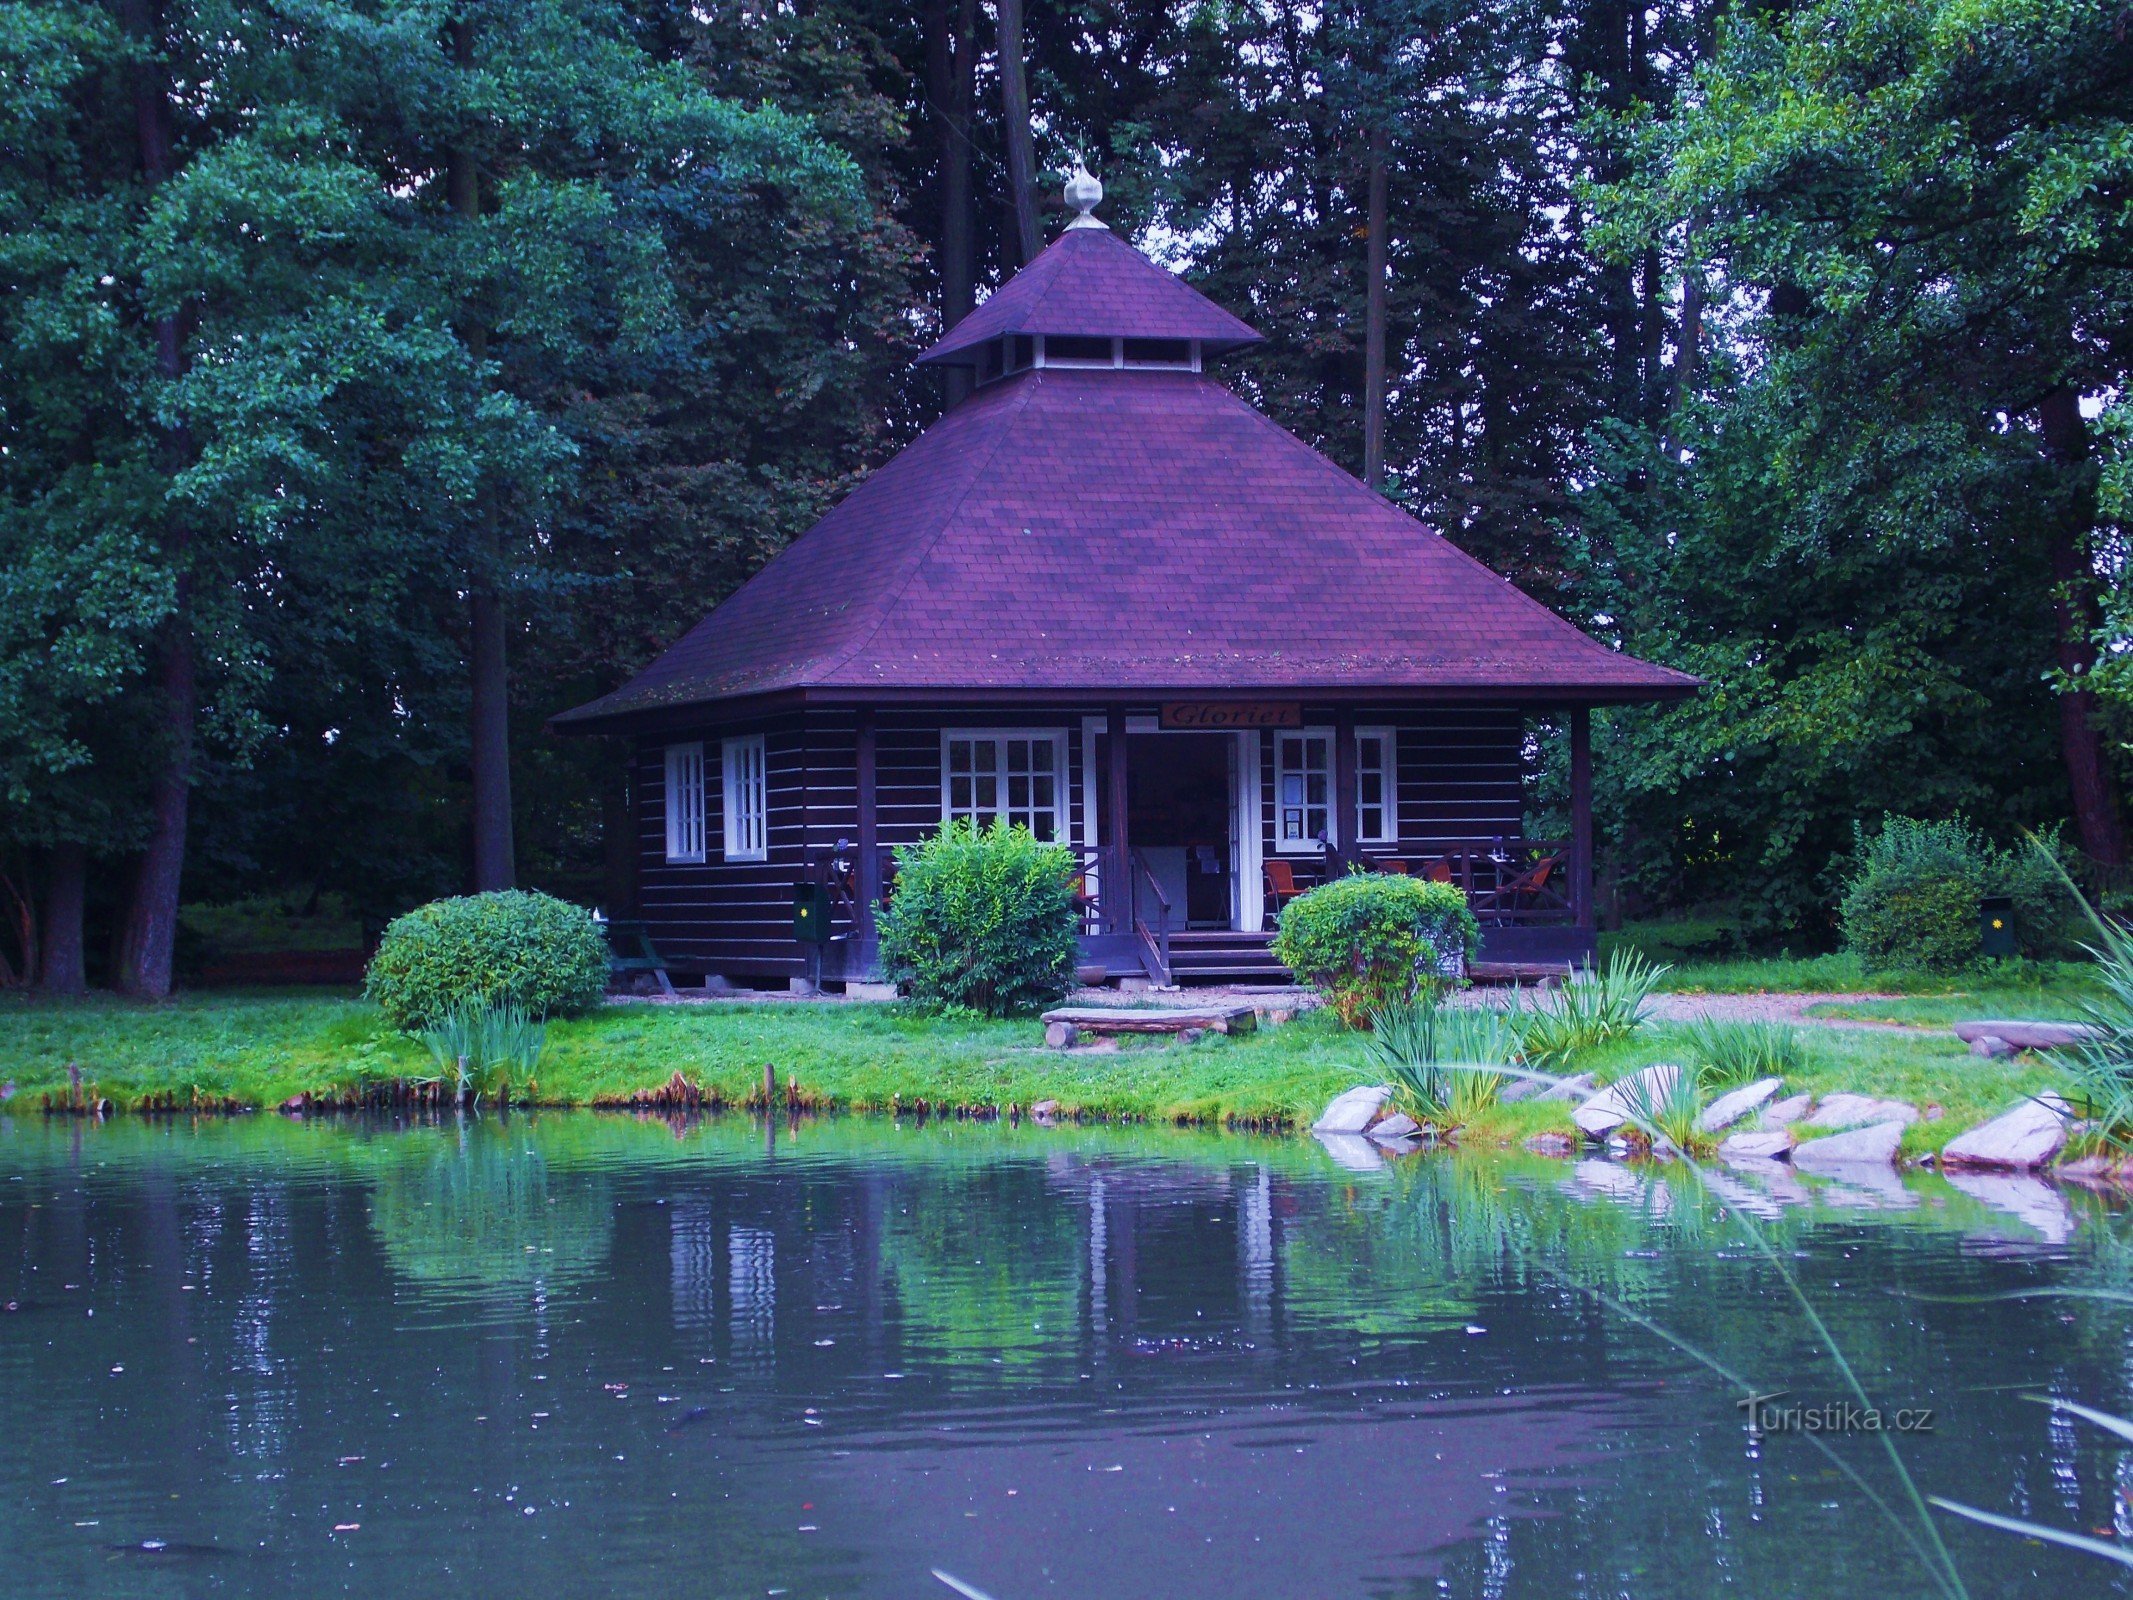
1064;164;1104;226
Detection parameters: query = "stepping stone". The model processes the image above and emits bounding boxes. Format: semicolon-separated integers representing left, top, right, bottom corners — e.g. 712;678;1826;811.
1573;1064;1682;1138
1952;1020;2098;1051
1761;1093;1811;1128
1807;1093;1919;1130
1939;1093;2070;1171
1368;1112;1421;1144
1793;1121;1907;1172
1719;1129;1794;1161
1698;1077;1784;1135
1313;1085;1392;1135
1534;1072;1596;1103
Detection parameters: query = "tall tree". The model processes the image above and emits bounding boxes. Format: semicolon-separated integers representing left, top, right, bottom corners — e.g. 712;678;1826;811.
996;0;1041;265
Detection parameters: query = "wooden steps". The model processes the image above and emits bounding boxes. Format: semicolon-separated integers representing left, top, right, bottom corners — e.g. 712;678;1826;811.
1165;930;1291;984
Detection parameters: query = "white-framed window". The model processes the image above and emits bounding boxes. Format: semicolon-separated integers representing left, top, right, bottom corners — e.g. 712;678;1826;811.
941;730;1067;841
1274;728;1334;853
1355;727;1398;844
721;734;767;862
664;742;706;864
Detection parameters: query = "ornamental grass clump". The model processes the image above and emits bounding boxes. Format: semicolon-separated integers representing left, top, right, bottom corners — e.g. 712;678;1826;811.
1272;872;1479;1028
420;998;545;1103
1366;992;1515;1127
1681;1016;1809;1090
1510;948;1667;1067
365;890;608;1032
877;820;1078;1017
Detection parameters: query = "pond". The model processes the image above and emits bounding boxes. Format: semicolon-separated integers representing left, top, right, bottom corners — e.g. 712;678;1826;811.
0;1113;2128;1600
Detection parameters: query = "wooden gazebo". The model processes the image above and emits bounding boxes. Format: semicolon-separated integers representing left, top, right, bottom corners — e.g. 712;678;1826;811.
556;172;1695;989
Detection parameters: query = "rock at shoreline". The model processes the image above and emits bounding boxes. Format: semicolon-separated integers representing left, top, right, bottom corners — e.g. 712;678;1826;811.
1940;1094;2070;1171
1793;1121;1907;1172
1719;1129;1794;1161
1369;1111;1422;1144
1313;1085;1392;1135
1572;1064;1681;1138
1806;1093;1919;1130
1698;1078;1784;1135
1761;1093;1811;1128
1523;1131;1576;1157
1031;1099;1062;1125
1534;1072;1596;1103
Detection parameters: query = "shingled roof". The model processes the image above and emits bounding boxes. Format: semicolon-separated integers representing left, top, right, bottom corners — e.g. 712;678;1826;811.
916;223;1262;366
556;360;1696;730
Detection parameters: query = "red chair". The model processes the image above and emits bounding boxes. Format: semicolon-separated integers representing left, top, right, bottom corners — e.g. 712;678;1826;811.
1263;859;1307;911
1476;853;1562;915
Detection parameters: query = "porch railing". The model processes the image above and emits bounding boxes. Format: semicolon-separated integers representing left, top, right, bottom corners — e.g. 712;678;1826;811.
1127;848;1172;986
1342;837;1581;926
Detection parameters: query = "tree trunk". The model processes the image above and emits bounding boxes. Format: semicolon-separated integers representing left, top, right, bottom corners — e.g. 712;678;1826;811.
997;0;1041;266
1673;221;1704;418
115;0;193;999
40;844;86;996
1361;128;1389;489
451;18;515;892
930;0;978;405
2040;383;2125;865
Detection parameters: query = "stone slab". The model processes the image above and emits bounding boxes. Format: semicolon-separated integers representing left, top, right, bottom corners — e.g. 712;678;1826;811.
1793;1120;1907;1172
1806;1092;1919;1130
1313;1084;1393;1135
1761;1093;1812;1128
1939;1093;2071;1171
1952;1020;2099;1050
1041;1004;1257;1036
1719;1129;1795;1161
1698;1077;1784;1135
1573;1064;1682;1138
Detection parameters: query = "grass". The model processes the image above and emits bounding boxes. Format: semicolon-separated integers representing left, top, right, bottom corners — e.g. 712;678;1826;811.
0;982;2088;1157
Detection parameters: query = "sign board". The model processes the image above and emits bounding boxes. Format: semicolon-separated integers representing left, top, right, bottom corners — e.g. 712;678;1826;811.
1159;701;1302;730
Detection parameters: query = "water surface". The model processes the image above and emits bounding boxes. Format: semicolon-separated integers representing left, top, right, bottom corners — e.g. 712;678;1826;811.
1;1112;2129;1598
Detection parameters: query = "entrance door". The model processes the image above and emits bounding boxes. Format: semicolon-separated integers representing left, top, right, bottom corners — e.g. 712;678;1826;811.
1124;732;1233;929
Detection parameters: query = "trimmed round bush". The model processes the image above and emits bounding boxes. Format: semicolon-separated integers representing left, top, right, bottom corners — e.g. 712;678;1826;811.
1839;815;2016;974
1272;871;1480;1028
366;890;609;1030
878;820;1078;1016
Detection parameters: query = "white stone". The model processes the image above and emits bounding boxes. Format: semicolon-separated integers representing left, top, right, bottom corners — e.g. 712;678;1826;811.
1793;1120;1907;1172
1313;1085;1392;1135
1698;1077;1785;1134
1968;1035;2016;1060
844;981;899;1002
1939;1094;2070;1171
1806;1092;1919;1130
1761;1093;1812;1127
1572;1064;1681;1138
1719;1129;1795;1161
1368;1112;1422;1143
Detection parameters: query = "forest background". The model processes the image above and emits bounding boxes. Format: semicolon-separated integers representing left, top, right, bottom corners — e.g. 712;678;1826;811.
4;0;2130;993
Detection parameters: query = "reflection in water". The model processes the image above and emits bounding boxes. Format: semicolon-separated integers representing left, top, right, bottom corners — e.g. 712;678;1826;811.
0;1112;2127;1599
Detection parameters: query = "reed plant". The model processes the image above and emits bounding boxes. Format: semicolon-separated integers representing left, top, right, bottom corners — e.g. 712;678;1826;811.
420;998;546;1103
1613;1065;1715;1158
2031;844;2133;1151
1511;948;1668;1067
1680;1016;1809;1090
1366;992;1516;1127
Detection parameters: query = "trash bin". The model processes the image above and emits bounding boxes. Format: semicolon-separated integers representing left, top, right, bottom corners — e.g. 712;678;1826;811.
1979;895;2017;959
793;881;833;946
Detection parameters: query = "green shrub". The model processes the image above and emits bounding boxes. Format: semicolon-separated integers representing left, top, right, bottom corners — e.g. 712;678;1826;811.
877;820;1078;1016
1839;816;2076;975
1272;871;1479;1028
366;890;608;1031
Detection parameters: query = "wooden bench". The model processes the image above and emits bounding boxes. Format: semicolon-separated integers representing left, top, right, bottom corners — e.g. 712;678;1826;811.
603;918;675;997
1040;1004;1257;1049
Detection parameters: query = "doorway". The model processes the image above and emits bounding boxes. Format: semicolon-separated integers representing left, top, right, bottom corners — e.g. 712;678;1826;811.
1125;732;1232;929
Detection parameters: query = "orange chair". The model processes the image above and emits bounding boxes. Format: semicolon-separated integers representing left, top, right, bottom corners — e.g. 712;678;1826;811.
1263;858;1307;911
1478;853;1562;915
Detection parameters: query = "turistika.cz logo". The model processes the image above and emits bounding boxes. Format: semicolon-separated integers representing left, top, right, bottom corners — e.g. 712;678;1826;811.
1737;1391;1935;1435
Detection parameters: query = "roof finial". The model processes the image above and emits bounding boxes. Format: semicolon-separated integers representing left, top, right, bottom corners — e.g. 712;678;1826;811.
1063;160;1106;230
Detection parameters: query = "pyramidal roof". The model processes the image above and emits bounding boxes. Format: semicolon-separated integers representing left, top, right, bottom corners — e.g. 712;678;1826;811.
916;223;1263;366
558;191;1694;730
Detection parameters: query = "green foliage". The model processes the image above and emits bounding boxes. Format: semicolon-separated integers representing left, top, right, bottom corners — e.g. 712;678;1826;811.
419;999;547;1102
1510;949;1667;1067
1366;994;1514;1126
1680;1017;1808;1091
876;821;1077;1017
1612;1066;1713;1159
365;891;607;1032
1838;816;2072;974
1273;873;1479;1028
2044;853;2133;1153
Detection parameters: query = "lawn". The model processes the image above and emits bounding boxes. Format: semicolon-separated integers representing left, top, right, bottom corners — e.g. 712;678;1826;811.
0;983;2089;1154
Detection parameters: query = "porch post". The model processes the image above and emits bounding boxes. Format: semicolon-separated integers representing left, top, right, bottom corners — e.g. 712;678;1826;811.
854;708;880;972
1333;708;1358;872
1570;705;1594;932
1104;704;1130;933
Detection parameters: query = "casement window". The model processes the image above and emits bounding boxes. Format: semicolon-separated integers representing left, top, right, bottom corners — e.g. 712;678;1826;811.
721;734;768;862
942;730;1066;841
1355;728;1398;845
664;742;706;864
1274;729;1334;853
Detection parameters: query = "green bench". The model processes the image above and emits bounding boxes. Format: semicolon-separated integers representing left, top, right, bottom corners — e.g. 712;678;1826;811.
603;918;675;997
